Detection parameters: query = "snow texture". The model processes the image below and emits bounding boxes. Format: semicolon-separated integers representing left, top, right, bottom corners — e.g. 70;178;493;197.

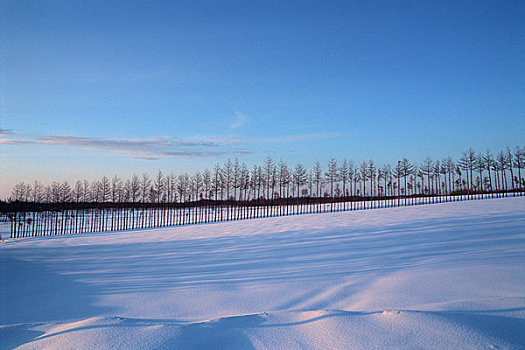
1;197;524;349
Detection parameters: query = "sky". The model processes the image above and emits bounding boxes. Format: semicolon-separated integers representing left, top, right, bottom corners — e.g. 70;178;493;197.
1;0;524;199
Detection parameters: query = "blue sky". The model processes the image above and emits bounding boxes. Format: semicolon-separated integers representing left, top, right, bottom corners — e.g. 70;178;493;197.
1;1;524;198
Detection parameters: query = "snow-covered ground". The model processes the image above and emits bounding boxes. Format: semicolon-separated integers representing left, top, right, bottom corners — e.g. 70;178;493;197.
1;197;524;349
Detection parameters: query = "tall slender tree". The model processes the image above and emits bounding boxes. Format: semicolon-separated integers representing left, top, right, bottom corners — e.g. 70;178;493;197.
496;151;508;192
367;160;376;198
514;146;524;190
313;161;323;198
381;164;392;198
420;157;433;196
393;161;403;205
111;176;123;203
213;164;222;201
293;163;307;198
32;180;44;203
506;147;515;190
459;148;477;194
139;174;151;203
340;160;349;198
129;175;140;203
400;158;414;204
443;157;455;195
359;161;368;197
153;171;165;203
232;159;241;201
263;156;274;202
482;150;494;192
325;158;338;198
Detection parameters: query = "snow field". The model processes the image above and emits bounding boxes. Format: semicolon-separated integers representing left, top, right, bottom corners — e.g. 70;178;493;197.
1;196;524;349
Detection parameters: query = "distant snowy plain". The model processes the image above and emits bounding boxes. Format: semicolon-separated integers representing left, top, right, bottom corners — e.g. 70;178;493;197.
1;197;524;349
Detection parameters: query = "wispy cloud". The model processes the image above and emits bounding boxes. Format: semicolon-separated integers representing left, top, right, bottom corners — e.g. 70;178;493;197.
39;135;217;149
199;136;244;144
1;131;341;160
0;138;33;145
2;134;251;160
230;112;248;129
0;128;15;137
38;135;252;160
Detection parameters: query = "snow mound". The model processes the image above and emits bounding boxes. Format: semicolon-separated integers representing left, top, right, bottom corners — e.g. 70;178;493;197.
5;310;524;350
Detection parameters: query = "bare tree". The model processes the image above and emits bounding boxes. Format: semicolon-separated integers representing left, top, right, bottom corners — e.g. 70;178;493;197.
381;164;391;198
393;161;403;205
32;180;44;202
270;164;278;199
129;175;140;203
192;172;203;222
262;156;274;202
256;165;264;199
506;147;515;190
440;160;448;196
359;161;368;199
293;163;307;214
455;165;464;191
51;181;61;203
443;157;455;195
100;176;111;203
293;163;307;197
514;146;524;189
223;159;233;200
80;180;90;202
202;169;211;200
433;160;441;196
140;173;151;203
475;154;484;193
111;176;123;203
11;182;30;202
153;171;165;203
400;158;414;203
72;180;83;203
482;150;494;192
420;157;433;196
177;173;190;202
496;151;508;192
250;165;259;200
367;159;376;198
212;164;222;201
348;161;356;198
312;161;323;198
307;170;314;197
166;172;177;203
377;167;385;197
458;148;477;194
233;159;241;201
339;160;349;198
239;163;249;201
193;172;203;200
326;158;339;198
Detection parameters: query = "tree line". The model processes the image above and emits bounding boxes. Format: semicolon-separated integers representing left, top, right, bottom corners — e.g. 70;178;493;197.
3;145;524;238
8;145;525;205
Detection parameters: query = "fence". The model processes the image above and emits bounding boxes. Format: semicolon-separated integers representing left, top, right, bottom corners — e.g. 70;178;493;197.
2;190;523;239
